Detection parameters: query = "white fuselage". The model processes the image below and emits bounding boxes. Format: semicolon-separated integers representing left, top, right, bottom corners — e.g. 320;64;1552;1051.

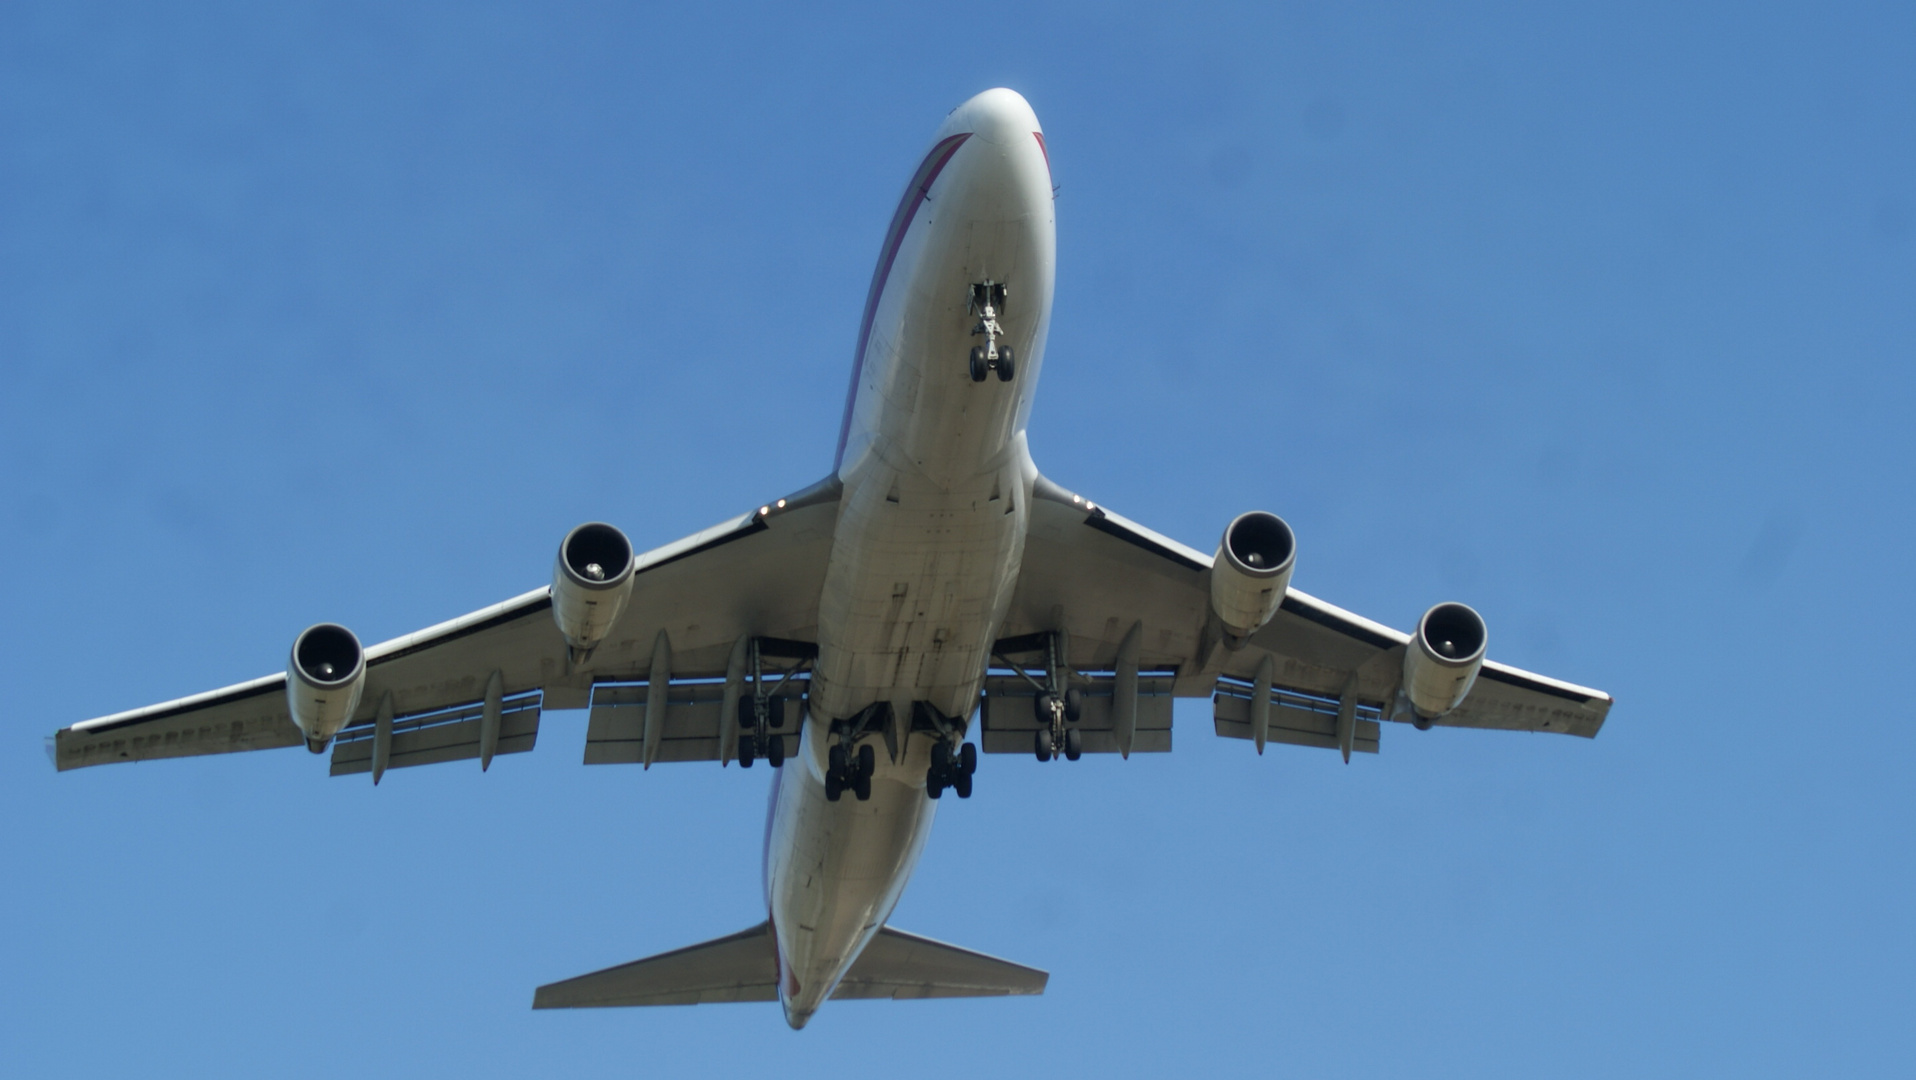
762;89;1056;1028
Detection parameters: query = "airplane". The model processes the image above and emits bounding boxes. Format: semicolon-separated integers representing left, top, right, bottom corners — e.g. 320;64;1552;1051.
49;88;1613;1030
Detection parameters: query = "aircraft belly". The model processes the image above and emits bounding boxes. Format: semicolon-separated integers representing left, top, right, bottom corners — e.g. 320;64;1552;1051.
815;139;1049;724
812;468;1024;722
767;719;937;1025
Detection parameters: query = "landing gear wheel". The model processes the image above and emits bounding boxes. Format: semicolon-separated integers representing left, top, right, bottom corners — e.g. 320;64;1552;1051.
931;740;952;773
825;771;843;801
738;736;756;768
968;347;988;383
926;769;945;799
1034;729;1054;762
1064;687;1084;723
1064;726;1083;761
829;744;849;777
995;347;1015;382
853;770;872;802
857;743;875;778
767;734;786;768
959;742;977;775
953;770;973;799
1033;692;1057;723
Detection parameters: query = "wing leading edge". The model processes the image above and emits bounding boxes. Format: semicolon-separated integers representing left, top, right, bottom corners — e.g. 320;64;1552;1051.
51;477;843;772
999;475;1611;753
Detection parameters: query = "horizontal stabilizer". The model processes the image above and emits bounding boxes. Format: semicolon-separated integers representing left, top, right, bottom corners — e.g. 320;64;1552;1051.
533;922;778;1008
532;922;1046;1009
833;925;1048;1000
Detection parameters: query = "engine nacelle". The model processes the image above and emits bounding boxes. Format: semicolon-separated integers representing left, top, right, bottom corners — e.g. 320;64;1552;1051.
1401;602;1487;721
1209;511;1296;643
286;622;366;750
552;521;636;652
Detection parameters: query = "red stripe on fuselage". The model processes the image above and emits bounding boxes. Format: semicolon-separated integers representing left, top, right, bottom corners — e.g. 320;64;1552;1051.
831;132;973;470
1033;131;1049;179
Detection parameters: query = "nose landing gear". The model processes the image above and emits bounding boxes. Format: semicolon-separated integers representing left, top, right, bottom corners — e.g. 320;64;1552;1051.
966;281;1015;383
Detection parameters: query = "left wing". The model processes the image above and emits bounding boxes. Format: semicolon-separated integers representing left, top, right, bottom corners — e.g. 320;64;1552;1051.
995;476;1611;756
52;477;843;773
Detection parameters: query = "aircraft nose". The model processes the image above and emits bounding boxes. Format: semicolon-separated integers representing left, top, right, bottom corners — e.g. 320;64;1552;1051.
941;87;1042;147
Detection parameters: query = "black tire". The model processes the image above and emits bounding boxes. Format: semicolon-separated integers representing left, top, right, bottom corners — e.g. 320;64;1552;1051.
1064;726;1083;761
825;772;843;801
968;347;988;383
853;772;872;801
1033;691;1056;723
953;771;973;799
1064;687;1084;723
829;744;849;778
960;741;977;775
926;769;945;799
767;734;786;768
1034;729;1053;762
857;743;876;779
931;740;952;772
996;347;1015;382
738;735;755;768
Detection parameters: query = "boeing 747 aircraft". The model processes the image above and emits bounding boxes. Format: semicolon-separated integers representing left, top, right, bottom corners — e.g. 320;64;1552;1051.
51;89;1612;1029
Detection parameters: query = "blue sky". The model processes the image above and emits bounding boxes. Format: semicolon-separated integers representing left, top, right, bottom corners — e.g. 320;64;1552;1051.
4;3;1913;1077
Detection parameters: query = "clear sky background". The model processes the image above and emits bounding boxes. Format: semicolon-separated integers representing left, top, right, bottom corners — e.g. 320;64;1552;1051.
4;3;1913;1077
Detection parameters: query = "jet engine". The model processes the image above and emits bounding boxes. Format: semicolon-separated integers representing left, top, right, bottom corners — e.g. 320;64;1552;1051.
552;521;636;652
1401;602;1487;723
1209;511;1296;644
286;622;366;751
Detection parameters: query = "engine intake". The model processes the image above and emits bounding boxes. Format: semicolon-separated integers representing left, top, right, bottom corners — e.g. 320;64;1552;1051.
552;521;636;652
1209;511;1296;644
286;622;366;750
1401;602;1487;721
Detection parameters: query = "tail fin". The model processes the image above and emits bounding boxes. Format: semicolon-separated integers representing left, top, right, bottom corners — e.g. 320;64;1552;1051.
532;922;1046;1009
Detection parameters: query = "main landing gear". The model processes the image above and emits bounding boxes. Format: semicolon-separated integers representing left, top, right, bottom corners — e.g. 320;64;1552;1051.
826;742;875;802
737;639;805;769
1032;687;1084;762
926;739;976;800
910;701;976;801
993;631;1085;763
737;727;786;769
967;280;1015;383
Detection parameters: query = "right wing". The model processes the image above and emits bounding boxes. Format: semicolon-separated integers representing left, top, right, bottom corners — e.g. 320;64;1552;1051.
51;476;842;773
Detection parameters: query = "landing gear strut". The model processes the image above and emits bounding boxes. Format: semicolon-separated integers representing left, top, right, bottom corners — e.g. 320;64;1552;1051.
966;281;1015;383
736;639;806;769
993;632;1084;763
